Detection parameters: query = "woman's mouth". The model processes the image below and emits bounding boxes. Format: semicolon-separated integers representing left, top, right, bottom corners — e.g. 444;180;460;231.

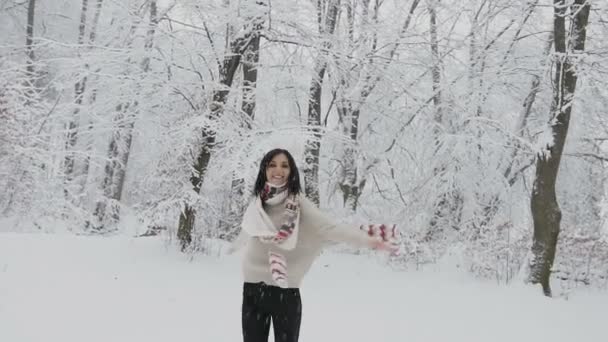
271;176;284;182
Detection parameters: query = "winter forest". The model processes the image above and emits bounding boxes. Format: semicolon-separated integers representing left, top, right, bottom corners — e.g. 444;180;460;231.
2;0;608;302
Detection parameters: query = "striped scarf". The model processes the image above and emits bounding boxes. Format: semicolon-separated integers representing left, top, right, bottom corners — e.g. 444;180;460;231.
241;182;300;288
259;183;299;245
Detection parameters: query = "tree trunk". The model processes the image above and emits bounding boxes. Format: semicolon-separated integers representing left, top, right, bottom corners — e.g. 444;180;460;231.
428;0;467;237
476;0;540;116
241;32;260;123
335;1;368;212
3;0;37;214
429;0;442;126
178;1;266;249
528;0;590;297
473;36;553;235
92;103;133;231
91;1;158;232
77;0;104;198
467;4;479;111
426;0;451;234
63;0;90;202
303;0;340;205
224;16;262;239
88;0;103;43
304;60;329;206
177;56;240;249
471;3;544;234
177;39;241;251
504;35;553;184
25;0;36;80
335;0;419;210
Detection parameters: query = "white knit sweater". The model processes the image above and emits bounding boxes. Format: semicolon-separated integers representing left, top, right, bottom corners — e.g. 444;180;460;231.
235;196;375;288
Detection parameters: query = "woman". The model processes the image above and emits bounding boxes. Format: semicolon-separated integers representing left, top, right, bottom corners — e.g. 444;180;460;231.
231;148;400;342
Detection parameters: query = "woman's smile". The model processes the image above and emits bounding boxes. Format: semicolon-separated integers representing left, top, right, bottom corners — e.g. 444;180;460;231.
266;153;291;185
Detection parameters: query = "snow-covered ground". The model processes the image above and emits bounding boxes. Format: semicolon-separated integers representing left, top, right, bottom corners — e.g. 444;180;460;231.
0;232;606;342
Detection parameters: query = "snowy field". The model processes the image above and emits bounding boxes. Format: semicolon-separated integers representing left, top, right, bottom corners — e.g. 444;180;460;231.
1;232;606;342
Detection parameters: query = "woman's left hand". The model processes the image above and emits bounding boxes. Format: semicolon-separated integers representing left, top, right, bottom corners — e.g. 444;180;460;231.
361;224;402;255
371;239;401;255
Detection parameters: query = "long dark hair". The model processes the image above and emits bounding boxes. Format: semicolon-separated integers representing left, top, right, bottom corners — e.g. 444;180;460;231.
253;148;301;197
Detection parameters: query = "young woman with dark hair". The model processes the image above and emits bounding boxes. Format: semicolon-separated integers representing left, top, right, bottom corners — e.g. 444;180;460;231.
231;148;400;342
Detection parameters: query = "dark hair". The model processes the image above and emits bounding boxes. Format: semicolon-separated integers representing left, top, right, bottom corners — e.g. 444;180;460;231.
253;148;301;197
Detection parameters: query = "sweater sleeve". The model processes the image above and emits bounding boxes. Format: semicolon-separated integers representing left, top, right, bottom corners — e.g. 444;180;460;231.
226;228;249;254
299;196;375;248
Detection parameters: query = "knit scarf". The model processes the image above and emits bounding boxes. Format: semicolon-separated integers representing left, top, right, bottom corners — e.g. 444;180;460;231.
241;182;300;288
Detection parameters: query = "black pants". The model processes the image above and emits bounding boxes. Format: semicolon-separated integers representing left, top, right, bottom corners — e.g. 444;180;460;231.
242;282;302;342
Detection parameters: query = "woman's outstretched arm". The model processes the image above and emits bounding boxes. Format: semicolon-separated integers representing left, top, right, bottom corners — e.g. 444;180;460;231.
299;197;400;253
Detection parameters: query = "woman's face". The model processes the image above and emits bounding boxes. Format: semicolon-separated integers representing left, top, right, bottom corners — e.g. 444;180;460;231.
265;153;291;186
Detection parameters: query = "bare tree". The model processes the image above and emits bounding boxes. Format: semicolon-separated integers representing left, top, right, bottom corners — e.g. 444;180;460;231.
64;0;105;207
504;34;553;185
332;0;420;211
429;0;539;237
334;0;379;212
303;0;340;205
468;2;545;231
3;0;38;214
528;0;591;297
428;0;443;125
63;0;90;188
224;1;264;240
25;0;36;80
76;0;104;197
177;0;267;250
91;1;159;232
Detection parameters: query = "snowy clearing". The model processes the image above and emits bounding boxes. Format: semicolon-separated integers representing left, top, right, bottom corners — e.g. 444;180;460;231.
0;233;605;342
